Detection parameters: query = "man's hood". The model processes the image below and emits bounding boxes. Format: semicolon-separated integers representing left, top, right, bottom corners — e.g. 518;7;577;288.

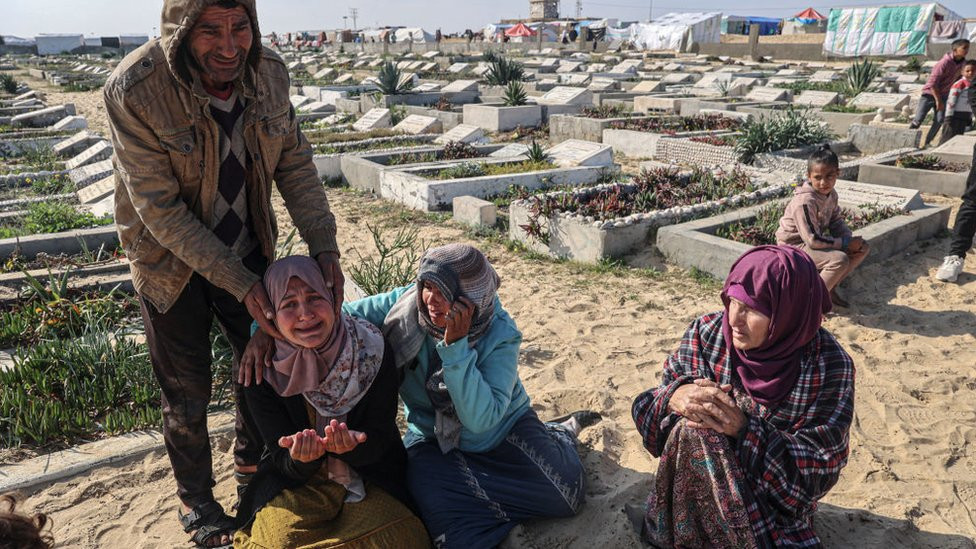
160;0;263;89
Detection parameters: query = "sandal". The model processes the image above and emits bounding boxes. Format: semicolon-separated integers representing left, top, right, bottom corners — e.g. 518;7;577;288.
551;410;603;430
178;500;235;548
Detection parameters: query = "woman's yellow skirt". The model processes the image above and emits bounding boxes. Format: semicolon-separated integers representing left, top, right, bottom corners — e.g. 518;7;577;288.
234;474;430;549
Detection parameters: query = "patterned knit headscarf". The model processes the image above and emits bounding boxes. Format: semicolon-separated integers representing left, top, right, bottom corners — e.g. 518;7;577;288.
383;244;501;453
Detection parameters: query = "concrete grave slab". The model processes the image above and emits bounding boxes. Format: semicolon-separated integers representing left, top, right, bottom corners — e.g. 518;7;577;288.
931;134;976;157
353;108;392;131
298;101;334;114
52;115;88;131
662;73;694;84
536;86;593;106
630;80;665;93
434;124;485;145
413;83;442;92
488;143;531;158
835;180;923;210
77;174;115;204
453;196;497;227
290;95;312;109
65;140;113;170
86;193;115;218
744;87;790;103
393;114;443;135
447;63;470;73
442;80;479;93
462;104;542;132
809;70;840;81
556;61;583;74
858;152;972;196
794;91;840;108
334;74;355;84
53;130;99;158
545;139;612;168
851;92;910;112
69;158;114;189
11;104;74;128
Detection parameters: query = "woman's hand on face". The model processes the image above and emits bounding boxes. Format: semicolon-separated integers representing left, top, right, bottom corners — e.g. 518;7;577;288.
278;429;328;463
322;419;367;455
239;329;274;387
443;296;475;345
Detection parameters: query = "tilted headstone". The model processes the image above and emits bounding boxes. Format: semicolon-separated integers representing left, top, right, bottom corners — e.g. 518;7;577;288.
630;80;664;93
352;108;392;131
545;139;612;168
536;86;593;107
850;92;911;112
393;114;443;135
65;140;113;171
77;174;115;204
442;80;479;93
69;158;114;189
835;180;923;210
744;87;790;103
794;90;840;108
434;124;485;145
488;143;530;158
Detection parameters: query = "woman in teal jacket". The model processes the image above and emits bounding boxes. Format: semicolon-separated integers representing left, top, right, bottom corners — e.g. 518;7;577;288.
344;243;592;548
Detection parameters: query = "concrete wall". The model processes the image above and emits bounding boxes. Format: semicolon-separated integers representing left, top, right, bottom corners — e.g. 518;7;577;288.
318;40;608;56
699;40;953;62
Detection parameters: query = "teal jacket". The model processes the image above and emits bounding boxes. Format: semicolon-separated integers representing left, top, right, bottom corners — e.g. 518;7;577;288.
343;285;531;453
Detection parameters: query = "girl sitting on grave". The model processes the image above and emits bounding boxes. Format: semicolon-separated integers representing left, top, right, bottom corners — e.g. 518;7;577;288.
632;245;855;548
341;243;595;547
233;255;430;548
775;144;869;307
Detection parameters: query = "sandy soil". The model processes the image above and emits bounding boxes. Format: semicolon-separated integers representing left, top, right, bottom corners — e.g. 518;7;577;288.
7;84;976;547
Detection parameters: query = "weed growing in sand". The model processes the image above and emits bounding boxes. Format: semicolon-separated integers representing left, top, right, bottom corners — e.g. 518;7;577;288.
349;223;428;295
0;201;114;239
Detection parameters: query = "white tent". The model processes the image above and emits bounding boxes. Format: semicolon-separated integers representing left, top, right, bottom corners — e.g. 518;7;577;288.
394;27;434;43
120;34;150;47
2;35;35;46
35;33;84;55
823;3;963;57
628;12;722;51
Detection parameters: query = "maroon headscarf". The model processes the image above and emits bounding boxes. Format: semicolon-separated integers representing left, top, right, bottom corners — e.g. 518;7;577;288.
721;246;831;407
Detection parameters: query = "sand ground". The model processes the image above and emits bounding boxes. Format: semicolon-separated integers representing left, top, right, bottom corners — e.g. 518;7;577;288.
7;77;976;548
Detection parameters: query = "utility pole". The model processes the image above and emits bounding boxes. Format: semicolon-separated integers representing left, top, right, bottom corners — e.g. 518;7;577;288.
349;8;358;30
576;0;582;19
342;15;348;29
648;0;653;21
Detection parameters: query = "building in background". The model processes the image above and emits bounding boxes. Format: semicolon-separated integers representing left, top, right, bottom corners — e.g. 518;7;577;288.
530;0;559;21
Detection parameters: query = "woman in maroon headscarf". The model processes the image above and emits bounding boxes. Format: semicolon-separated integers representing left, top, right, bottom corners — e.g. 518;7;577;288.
631;246;855;548
233;256;429;548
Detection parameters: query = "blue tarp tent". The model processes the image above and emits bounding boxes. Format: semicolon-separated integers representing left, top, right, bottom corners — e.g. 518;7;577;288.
722;16;782;36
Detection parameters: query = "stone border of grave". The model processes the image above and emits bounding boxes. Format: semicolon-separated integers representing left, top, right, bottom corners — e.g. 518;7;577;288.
549;113;659;144
462;104;543;132
755;140;917;180
0;135;68;157
311;134;441;178
633;94;698;115
382;160;616;212
812;110;876;137
0;193;77;214
339;143;506;194
656;200;951;281
0;412;236;495
508;168;790;263
679;98;766;117
0;224;118;260
858;152;973;197
657;135;742;166
602;129;739;160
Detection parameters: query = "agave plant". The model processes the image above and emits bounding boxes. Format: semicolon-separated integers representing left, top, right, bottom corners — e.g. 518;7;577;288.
503;81;528;106
0;74;17;94
844;58;880;98
714;79;732;98
485;55;525;86
734;107;835;164
523;140;549;163
376;61;414;95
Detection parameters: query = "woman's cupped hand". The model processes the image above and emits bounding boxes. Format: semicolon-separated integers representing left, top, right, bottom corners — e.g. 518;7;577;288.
278;421;368;462
668;379;748;438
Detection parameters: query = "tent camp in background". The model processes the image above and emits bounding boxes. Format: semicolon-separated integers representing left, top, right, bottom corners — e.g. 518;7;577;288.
505;23;536;43
35;33;84;55
783;8;828;35
394;27;434;43
628;12;722;52
723;16;782;36
823;2;963;57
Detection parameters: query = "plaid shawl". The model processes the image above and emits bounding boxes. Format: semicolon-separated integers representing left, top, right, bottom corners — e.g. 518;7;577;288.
632;312;855;547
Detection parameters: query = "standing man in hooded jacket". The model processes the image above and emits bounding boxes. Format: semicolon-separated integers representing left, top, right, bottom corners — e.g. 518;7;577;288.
104;0;343;545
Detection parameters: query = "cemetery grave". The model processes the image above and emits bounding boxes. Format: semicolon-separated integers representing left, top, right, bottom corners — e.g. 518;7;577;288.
858;150;974;197
657;181;950;280
601;114;742;159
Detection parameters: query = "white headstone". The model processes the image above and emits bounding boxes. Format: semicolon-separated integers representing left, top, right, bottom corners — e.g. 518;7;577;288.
545;139;612;168
434;124;485;145
556;61;583;74
393;114;443;135
850;92;911;112
661;73;694;84
291;95;312;109
488;143;530;158
744;87;789;103
334;74;355;84
352;108;392;131
442;79;479;93
835;180;922;210
895;73;919;84
422;51;440;59
447;63;470;73
298;101;333;114
794;90;840;107
631;80;664;93
536;86;593;106
413;83;442;92
77;174;115;204
65;140;113;170
313;68;336;80
52;115;88;131
809;70;840;82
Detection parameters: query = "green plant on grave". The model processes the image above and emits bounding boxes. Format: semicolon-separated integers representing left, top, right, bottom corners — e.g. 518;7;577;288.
523;140;549;163
0;201;114;239
895;154;968;173
503;81;528;107
441;141;482;160
390;104;409;125
717;201;906;246
903;56;922;73
579;104;626;119
28;174;72;196
437;162;487;179
821;103;874;114
714;79;732;98
485;55;525;86
376;61;414;95
17;146;61;171
733;107;835;164
0;74;18;94
348;223;427;296
844;58;881;98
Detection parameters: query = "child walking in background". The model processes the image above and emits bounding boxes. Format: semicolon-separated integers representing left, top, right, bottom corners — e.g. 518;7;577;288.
776;145;869;308
940;60;976;145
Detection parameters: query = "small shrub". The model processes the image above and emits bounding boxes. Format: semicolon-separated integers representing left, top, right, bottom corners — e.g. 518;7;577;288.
485;55;525;86
734;108;835;164
845;58;881;98
0;201;114;239
579;105;626;119
437;162;487;179
610;114;742;134
717;201;906;245
377;61;414;95
0;74;18;94
523;140;549;163
895;154;968;173
903;57;922;73
441;141;482;160
503;81;528;107
348;223;427;296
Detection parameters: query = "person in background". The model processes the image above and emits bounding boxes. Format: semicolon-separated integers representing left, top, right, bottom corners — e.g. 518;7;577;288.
0;494;54;549
776;145;869;308
940;59;976;145
911;38;969;148
935;81;976;283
